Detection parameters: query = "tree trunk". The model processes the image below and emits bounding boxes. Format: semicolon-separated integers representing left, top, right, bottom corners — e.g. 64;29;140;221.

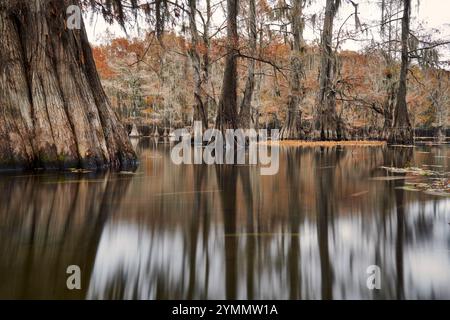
379;0;400;140
382;72;396;139
432;70;446;143
202;0;213;126
435;126;445;142
216;0;239;131
314;0;340;141
0;0;136;170
253;22;265;131
380;0;396;140
238;0;256;129
188;0;208;129
388;0;413;145
280;0;304;140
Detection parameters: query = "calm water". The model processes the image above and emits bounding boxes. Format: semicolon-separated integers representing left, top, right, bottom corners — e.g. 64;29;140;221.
0;139;449;300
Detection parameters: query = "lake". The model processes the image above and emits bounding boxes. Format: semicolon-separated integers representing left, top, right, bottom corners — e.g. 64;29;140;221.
0;138;448;299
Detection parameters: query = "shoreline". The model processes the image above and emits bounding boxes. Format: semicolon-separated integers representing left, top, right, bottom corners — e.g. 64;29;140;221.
259;140;387;147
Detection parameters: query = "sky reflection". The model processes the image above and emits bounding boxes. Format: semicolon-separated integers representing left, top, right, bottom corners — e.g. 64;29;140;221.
0;140;449;299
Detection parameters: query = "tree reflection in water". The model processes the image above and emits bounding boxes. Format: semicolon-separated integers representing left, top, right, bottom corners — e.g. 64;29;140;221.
0;139;449;299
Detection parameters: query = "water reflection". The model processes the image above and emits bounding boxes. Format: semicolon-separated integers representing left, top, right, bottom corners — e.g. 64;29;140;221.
0;139;449;299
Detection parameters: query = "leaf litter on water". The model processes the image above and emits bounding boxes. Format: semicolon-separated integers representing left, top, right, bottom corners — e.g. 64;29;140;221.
376;167;450;196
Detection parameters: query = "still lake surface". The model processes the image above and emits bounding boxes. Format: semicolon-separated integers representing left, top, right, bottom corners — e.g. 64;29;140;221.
0;138;449;299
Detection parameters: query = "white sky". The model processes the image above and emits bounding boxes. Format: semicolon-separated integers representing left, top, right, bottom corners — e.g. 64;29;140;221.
85;0;450;57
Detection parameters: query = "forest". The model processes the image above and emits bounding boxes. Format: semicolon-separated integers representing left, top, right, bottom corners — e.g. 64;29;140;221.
90;0;450;146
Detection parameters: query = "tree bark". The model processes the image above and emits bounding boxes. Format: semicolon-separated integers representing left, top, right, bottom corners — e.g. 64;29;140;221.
188;0;209;129
432;70;446;142
382;73;396;139
280;0;304;140
380;0;397;140
0;0;136;170
314;0;341;141
388;0;413;145
216;0;239;131
238;0;256;129
202;0;213;126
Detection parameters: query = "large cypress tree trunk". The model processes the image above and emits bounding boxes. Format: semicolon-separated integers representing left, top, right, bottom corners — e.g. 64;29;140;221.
216;0;239;131
188;0;208;129
0;0;136;170
388;0;413;145
280;0;304;140
314;0;340;141
382;72;396;139
380;0;397;140
238;0;256;129
432;70;446;143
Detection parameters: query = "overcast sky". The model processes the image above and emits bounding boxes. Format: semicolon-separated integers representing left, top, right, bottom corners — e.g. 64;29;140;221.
85;0;450;56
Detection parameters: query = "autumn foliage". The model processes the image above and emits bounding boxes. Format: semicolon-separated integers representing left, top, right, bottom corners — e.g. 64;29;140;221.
92;33;449;131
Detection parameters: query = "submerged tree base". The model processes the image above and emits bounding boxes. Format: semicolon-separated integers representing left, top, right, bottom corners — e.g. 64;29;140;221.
280;127;303;140
387;127;414;145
